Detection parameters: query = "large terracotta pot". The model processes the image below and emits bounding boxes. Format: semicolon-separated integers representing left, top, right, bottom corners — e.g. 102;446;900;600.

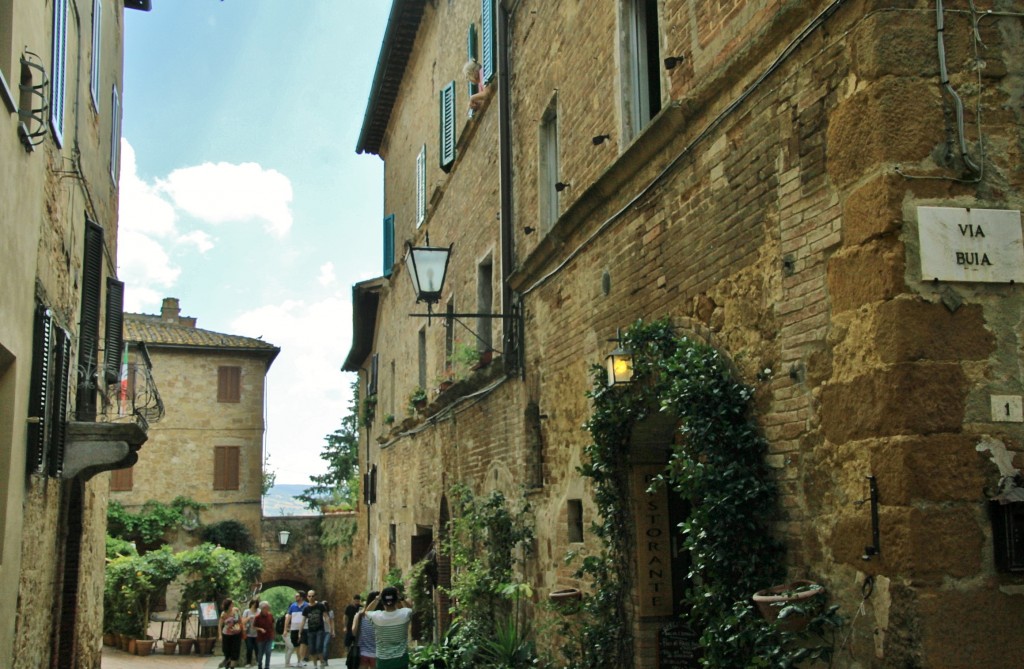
752;580;825;631
177;638;195;655
135;639;155;656
162;639;178;654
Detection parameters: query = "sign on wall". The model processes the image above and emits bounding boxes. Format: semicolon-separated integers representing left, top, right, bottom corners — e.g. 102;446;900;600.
918;206;1024;283
633;465;674;618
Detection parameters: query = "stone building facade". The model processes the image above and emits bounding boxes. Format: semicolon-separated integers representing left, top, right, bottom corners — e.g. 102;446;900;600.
345;0;1024;666
0;1;152;667
118;298;279;540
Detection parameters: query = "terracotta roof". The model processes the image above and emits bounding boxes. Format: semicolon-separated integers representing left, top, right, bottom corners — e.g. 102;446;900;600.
124;313;280;356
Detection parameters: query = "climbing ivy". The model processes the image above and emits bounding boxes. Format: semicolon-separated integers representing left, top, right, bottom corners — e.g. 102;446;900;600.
570;319;792;667
107;496;206;548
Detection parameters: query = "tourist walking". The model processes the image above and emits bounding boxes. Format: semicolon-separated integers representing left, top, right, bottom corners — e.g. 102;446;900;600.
304;590;329;668
218;598;243;669
254;601;275;669
285;591;309;667
322;599;336;665
242;598;260;666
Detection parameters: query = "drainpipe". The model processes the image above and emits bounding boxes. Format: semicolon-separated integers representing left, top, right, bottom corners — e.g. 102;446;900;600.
498;1;519;376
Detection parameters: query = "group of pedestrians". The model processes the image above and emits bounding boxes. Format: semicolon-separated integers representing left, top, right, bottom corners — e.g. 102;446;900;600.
214;584;414;669
217;597;275;669
346;587;414;669
284;589;336;668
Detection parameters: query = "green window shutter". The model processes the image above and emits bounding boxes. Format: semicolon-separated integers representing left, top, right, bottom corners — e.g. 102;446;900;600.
27;305;53;475
467;24;479;97
439;81;456;173
480;0;495;84
104;278;124;385
76;219;104;421
50;0;68;146
383;214;395;277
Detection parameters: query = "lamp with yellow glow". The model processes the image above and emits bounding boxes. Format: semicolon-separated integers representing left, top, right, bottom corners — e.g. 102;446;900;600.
605;330;634;386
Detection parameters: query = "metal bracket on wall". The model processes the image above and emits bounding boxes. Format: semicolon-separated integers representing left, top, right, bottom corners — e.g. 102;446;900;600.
17;52;49;152
862;475;881;560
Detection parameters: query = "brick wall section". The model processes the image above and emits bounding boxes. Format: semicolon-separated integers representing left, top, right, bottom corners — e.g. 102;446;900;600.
355;1;1024;666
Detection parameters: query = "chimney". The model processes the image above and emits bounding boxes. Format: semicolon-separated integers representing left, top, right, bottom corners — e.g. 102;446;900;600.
160;297;181;322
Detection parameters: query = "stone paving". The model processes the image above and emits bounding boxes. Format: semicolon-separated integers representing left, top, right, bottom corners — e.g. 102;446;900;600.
100;645;331;669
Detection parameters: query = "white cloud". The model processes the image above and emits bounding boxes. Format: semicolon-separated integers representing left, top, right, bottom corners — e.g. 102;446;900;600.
122;284;164;315
177;230;215;253
229;296;354;484
318;262;336;286
159;162;294;236
117;228;181;290
119;139;178;238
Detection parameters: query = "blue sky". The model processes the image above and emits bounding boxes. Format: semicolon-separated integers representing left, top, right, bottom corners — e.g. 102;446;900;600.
120;2;391;484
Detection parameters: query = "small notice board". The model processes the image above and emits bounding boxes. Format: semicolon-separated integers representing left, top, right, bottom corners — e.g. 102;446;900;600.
198;602;219;628
658;623;701;669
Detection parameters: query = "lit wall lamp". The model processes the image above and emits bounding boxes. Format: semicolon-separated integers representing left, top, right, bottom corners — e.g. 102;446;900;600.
605;329;634;386
664;55;686;70
592;134;611;145
554;181;571;192
278;530;291;548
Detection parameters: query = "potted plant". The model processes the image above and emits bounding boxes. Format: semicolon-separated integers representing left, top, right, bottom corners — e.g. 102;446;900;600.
384;413;395;426
452;342;480;379
177;638;195;655
752;580;825;631
408;386;428;413
162;638;178;654
134;638;156;656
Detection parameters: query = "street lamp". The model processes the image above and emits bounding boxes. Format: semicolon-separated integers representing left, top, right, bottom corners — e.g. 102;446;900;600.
278;530;291;548
404;241;453;307
606;329;633;386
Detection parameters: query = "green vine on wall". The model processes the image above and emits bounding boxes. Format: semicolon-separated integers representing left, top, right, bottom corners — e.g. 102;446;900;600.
573;319;790;667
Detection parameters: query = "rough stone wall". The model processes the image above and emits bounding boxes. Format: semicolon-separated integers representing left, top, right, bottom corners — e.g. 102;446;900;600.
357;1;1024;667
2;1;126;667
112;347;270;538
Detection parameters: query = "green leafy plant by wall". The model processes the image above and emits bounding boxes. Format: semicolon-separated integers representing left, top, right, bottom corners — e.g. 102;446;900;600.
199;519;256;554
300;379;360;512
107;496;206;548
571;319;803;667
438;483;537;668
104;545;182;637
175;543;263;637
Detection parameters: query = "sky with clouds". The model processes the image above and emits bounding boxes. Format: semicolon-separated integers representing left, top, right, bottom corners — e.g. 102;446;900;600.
120;2;391;485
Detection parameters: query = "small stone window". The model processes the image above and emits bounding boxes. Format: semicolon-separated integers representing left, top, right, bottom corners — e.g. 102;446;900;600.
567;499;584;543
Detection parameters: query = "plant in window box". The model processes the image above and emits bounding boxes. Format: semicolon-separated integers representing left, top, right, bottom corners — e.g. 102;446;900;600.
452;343;480;379
383;413;395;426
408;386;428;413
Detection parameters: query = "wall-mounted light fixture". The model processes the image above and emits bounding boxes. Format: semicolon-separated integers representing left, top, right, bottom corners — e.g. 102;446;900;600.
524;226;536;235
407;242;523;351
554;181;571;192
278;530;291;548
664;55;686;70
605;329;634;386
592;134;611;145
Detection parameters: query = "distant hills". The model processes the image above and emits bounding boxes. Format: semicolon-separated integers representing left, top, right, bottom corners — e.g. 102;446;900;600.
262;484;318;516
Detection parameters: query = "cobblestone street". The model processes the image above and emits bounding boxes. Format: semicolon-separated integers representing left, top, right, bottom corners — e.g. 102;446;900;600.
100;645;333;669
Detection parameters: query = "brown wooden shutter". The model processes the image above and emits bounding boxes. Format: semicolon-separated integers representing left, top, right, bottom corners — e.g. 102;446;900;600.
214;446;240;490
48;326;71;477
110;467;133;491
217;366;241;403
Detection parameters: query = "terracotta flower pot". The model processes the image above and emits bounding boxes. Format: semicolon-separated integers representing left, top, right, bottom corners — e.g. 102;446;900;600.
177;638;195;655
549;588;583;612
162;639;178;654
752;580;825;631
135;639;155;656
102;633;115;647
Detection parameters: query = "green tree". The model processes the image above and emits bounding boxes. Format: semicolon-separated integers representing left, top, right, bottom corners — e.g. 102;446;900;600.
298;380;360;511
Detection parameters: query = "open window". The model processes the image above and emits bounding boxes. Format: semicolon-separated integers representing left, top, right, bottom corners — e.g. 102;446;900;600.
538;96;560;233
621;0;662;142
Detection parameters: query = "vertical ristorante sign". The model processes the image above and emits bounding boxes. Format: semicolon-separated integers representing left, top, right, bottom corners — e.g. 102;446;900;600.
918;206;1024;283
633;464;674;618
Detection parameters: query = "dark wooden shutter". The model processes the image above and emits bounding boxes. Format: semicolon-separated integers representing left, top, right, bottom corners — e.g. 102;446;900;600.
110;85;121;181
439;81;456;173
48;326;71;477
480;0;495;84
104;278;124;384
76;219;103;421
369;464;377;504
50;0;68;146
383;214;395;277
368;353;379;396
214;446;240;490
217;366;241;403
27;305;53;475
